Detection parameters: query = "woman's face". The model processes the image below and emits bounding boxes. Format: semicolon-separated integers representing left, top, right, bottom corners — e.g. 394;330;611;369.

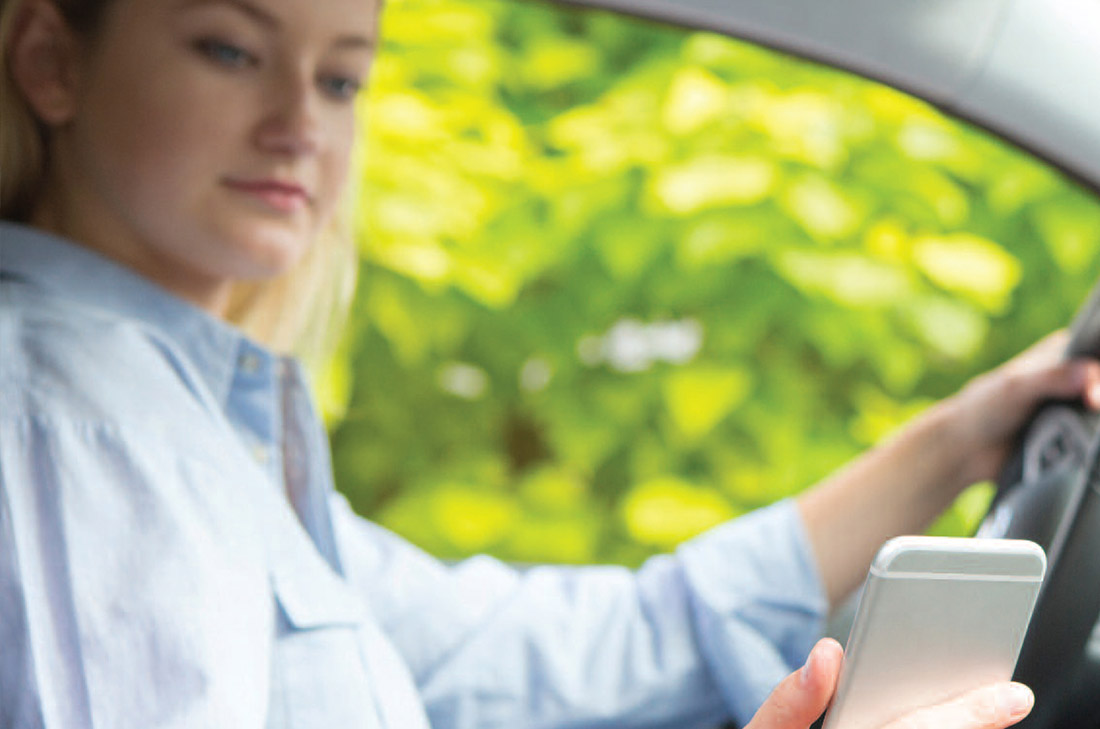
33;0;376;310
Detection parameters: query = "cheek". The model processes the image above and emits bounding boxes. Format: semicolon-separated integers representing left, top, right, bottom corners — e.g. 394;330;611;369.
319;117;357;212
79;55;243;211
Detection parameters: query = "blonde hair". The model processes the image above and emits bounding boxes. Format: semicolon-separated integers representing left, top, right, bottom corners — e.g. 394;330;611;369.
0;0;361;359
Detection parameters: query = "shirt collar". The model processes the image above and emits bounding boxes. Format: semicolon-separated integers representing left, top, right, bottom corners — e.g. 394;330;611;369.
0;220;269;409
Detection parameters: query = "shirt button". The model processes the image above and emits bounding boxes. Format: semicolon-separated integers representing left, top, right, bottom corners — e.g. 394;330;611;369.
252;444;272;465
239;351;262;375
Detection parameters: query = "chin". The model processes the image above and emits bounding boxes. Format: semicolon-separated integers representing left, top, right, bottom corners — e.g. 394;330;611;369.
221;222;314;280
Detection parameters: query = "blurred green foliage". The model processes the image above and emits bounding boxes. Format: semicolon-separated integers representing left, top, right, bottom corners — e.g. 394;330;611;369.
322;0;1100;566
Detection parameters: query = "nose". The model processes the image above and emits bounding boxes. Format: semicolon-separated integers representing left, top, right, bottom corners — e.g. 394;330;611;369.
254;69;321;157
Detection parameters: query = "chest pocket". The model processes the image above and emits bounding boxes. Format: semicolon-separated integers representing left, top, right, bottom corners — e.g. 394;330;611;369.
265;544;383;729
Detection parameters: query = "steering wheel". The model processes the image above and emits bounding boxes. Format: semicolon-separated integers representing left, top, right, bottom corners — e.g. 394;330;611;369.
975;277;1100;728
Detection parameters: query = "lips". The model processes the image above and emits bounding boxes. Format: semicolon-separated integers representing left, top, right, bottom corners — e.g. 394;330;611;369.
223;177;311;213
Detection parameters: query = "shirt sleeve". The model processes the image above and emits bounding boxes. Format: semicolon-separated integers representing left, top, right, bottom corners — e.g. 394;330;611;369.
330;492;828;729
0;415;274;729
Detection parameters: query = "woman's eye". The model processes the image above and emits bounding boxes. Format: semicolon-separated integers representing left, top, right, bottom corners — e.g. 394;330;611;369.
320;75;362;101
194;39;257;69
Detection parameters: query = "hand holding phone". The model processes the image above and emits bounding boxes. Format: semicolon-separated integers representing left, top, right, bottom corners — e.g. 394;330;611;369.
820;536;1046;729
743;640;1035;729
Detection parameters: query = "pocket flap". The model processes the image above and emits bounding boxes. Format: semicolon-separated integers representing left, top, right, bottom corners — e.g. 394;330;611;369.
262;489;368;630
271;562;367;629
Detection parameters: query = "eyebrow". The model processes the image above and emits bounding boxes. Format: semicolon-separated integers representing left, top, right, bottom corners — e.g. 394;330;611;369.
178;0;376;50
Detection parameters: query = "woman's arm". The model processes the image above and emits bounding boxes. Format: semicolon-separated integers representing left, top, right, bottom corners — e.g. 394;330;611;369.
332;492;824;729
797;331;1100;607
332;331;1100;728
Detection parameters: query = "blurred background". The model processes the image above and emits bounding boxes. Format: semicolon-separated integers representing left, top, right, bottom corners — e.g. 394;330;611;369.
319;0;1100;567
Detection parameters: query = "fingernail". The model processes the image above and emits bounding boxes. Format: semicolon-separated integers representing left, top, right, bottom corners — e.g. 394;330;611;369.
1000;684;1034;717
800;645;818;687
1089;381;1100;407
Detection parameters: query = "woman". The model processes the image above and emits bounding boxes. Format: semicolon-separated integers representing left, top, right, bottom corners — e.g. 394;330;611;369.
1;0;1097;727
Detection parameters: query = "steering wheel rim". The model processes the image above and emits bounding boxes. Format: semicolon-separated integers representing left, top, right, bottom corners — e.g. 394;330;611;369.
977;277;1100;728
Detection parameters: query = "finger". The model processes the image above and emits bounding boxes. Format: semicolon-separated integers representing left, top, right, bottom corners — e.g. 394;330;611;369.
745;639;843;729
1082;360;1100;410
1003;357;1100;412
1008;330;1069;374
1011;328;1100;408
883;682;1034;729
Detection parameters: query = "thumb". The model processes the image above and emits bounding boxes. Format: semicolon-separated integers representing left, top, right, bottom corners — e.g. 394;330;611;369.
745;639;844;729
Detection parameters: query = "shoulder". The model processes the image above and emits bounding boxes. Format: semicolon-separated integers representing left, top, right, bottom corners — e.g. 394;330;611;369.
1;279;213;439
0;279;270;569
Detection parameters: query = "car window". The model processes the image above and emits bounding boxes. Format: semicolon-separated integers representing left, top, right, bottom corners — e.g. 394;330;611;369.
325;0;1100;566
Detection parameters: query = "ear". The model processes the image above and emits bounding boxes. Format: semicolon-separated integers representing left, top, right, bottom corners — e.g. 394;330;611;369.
6;0;84;126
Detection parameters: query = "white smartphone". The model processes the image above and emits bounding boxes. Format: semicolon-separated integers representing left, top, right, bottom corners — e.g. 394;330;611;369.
821;536;1046;729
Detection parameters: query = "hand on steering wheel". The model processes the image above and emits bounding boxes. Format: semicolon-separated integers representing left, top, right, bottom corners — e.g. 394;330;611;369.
942;330;1100;488
744;639;1035;729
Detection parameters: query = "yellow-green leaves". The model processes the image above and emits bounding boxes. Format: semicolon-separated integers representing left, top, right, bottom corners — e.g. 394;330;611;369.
325;0;1100;569
433;486;519;552
651;156;777;215
663;66;729;134
622;477;736;548
906;296;988;360
662;366;752;440
1033;196;1100;274
781;175;865;240
521;38;602;89
912;234;1022;313
777;251;912;308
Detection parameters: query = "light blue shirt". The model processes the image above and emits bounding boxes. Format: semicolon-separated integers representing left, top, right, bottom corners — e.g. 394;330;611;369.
0;221;827;729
